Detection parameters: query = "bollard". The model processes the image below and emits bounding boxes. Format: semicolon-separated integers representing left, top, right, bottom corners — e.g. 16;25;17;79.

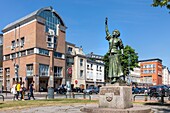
83;93;86;99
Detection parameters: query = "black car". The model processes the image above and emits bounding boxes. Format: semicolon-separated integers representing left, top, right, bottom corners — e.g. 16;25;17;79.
148;85;170;98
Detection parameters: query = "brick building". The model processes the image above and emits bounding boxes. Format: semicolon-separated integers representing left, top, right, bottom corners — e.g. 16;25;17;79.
2;7;66;91
139;58;162;85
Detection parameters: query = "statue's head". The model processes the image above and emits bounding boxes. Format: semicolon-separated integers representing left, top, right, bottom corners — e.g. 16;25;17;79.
112;29;120;37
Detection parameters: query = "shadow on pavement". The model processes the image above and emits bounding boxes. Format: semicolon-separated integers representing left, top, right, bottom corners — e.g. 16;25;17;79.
144;102;170;107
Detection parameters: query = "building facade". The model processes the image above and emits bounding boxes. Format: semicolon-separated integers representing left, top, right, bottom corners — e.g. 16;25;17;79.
129;67;141;84
86;53;105;88
0;34;3;67
139;58;162;85
162;66;170;85
2;7;66;91
65;42;86;89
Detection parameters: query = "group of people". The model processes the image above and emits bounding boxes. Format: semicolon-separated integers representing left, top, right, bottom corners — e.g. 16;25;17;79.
11;81;35;100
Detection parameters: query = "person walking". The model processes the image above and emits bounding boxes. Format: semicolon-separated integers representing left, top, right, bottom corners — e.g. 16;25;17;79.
28;81;35;100
16;82;21;100
21;82;25;100
11;81;17;100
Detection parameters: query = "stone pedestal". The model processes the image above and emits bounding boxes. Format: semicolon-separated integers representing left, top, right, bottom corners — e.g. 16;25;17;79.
99;84;133;109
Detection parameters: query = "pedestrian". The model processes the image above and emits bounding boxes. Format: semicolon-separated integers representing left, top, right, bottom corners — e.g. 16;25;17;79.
28;81;35;100
11;81;17;100
16;81;21;100
21;81;25;100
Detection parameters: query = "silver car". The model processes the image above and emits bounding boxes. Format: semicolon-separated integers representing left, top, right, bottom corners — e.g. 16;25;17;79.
83;87;99;94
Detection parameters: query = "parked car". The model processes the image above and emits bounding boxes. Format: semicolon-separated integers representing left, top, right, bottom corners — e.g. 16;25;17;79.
83;87;99;94
148;85;170;98
132;87;140;94
72;87;84;93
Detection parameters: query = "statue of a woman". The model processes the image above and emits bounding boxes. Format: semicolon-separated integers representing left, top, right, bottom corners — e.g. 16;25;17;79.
105;17;124;83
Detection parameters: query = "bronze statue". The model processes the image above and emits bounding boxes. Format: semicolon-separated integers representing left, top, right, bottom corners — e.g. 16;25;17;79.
105;17;124;84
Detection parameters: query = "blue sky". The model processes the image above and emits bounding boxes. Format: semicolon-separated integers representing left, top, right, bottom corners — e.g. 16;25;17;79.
0;0;170;67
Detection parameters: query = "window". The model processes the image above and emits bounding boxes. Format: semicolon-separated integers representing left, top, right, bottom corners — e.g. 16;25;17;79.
87;65;89;69
80;70;83;77
91;64;93;70
46;35;57;49
68;47;73;53
54;67;62;77
26;64;33;76
54;52;64;59
20;37;25;47
5;55;10;60
27;49;34;55
80;59;83;66
96;65;98;71
11;40;15;49
39;48;49;55
21;51;26;56
11;53;16;59
39;64;49;76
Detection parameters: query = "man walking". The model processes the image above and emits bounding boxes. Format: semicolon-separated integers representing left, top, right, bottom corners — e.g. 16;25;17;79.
28;81;35;100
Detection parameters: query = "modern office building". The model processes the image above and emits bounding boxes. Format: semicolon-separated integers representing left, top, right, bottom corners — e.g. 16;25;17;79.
139;58;162;85
2;7;66;91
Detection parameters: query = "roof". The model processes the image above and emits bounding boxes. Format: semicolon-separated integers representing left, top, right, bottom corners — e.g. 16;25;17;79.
2;6;66;33
139;58;162;63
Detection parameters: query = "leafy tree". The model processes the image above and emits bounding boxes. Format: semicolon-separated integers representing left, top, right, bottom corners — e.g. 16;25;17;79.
119;45;139;76
152;0;170;11
103;52;109;82
103;45;139;82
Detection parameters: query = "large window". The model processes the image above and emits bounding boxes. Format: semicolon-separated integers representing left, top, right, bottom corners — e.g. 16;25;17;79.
38;10;63;34
39;48;49;55
54;52;64;59
26;64;33;76
39;64;49;76
54;67;62;77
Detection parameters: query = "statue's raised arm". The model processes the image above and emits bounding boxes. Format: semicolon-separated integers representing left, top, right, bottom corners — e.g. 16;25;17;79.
105;17;110;39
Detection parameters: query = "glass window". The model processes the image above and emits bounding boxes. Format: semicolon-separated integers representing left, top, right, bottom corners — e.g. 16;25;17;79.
11;53;16;59
38;10;63;34
26;64;33;76
80;59;83;66
39;64;49;76
39;48;49;55
54;66;62;77
5;55;10;60
21;51;26;56
20;37;25;47
27;49;34;55
11;40;15;49
54;52;63;58
80;70;83;77
68;47;72;53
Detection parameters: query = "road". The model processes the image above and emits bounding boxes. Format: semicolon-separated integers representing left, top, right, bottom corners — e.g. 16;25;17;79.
1;92;170;113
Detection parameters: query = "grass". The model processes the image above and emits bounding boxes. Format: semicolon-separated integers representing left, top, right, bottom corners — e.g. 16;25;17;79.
0;99;98;110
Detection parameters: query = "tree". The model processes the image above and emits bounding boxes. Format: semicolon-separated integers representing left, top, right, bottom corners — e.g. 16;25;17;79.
103;52;109;82
103;45;139;82
119;45;139;76
152;0;170;11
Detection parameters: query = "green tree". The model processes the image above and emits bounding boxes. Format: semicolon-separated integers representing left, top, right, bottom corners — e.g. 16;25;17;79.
103;52;109;82
119;45;139;76
152;0;170;10
103;45;139;82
